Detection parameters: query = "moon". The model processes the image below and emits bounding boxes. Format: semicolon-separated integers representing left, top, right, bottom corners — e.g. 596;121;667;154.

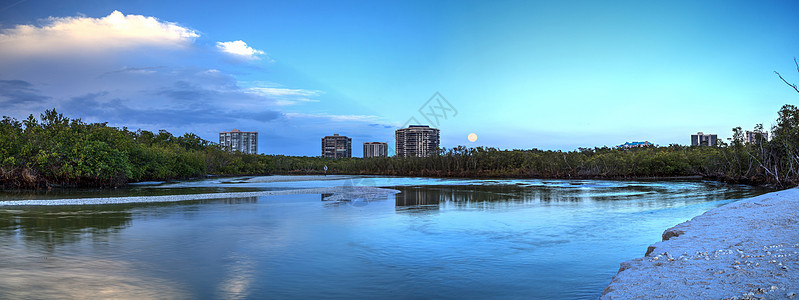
467;133;478;142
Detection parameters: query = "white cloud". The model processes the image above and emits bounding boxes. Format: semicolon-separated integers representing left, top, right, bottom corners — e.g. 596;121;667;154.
285;112;380;122
0;10;198;57
247;87;321;105
216;40;267;60
0;10;392;156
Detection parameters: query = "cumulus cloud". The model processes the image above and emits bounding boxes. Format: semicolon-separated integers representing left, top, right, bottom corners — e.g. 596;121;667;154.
0;10;198;57
0;10;393;156
216;40;268;60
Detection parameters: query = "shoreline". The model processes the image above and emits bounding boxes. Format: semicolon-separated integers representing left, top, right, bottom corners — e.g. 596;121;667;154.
601;188;799;299
2;174;756;193
0;186;399;206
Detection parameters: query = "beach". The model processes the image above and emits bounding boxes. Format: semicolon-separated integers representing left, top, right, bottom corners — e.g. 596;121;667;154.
602;188;799;299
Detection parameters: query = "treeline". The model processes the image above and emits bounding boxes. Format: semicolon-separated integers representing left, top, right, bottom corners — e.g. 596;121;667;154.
275;105;799;188
0;109;274;189
2;104;799;189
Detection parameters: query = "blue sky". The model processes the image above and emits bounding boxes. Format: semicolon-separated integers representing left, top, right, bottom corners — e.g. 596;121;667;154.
1;0;798;156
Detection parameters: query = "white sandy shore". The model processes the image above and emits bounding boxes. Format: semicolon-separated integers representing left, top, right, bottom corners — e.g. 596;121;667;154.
238;175;358;183
602;188;799;299
0;186;399;206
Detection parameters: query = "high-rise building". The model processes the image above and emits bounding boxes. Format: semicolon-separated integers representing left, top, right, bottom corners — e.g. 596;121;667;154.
322;134;352;158
363;142;388;158
691;132;718;146
745;130;769;144
219;129;258;154
395;125;440;157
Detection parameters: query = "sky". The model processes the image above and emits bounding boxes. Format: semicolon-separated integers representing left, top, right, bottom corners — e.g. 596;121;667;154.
1;0;798;156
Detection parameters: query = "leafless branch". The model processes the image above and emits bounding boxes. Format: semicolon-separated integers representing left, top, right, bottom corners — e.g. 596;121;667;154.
775;57;799;94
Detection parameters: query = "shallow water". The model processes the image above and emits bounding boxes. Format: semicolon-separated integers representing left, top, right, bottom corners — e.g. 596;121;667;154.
0;176;770;299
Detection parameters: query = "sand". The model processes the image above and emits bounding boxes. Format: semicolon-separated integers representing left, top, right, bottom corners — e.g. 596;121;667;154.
602;188;799;299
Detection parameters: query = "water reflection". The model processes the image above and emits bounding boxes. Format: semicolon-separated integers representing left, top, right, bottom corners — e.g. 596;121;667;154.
0;178;773;300
0;197;259;248
0;254;188;299
392;181;770;212
0;185;266;201
0;207;132;247
210;196;258;205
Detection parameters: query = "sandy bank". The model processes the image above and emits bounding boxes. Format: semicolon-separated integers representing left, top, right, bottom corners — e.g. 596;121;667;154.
602;188;799;299
0;186;399;206
237;175;358;183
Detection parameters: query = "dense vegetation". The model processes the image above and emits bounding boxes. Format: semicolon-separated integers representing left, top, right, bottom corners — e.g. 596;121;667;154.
294;104;799;188
1;104;798;190
0;110;273;189
2;62;798;189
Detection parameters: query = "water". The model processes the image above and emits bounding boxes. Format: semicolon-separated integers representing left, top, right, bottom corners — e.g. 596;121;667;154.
0;176;770;299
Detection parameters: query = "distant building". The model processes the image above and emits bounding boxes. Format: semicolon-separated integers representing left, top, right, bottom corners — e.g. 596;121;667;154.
691;132;718;146
322;134;352;158
219;129;258;154
617;141;653;149
745;130;769;144
363;142;388;158
395;125;440;157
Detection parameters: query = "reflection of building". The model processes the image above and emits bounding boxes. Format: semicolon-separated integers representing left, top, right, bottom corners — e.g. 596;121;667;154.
617;141;653;149
322;134;352;158
363;142;388;158
691;132;718;146
219;129;258;154
214;197;258;204
745;130;769;144
394;188;440;207
395;125;440;157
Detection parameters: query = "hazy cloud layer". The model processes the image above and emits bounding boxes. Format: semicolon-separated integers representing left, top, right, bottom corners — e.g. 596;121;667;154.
0;80;50;106
247;87;322;105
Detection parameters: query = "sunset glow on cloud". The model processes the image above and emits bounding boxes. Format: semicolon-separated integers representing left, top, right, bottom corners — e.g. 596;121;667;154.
0;10;198;56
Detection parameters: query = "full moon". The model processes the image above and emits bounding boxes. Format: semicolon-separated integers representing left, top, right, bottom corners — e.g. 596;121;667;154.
467;133;478;142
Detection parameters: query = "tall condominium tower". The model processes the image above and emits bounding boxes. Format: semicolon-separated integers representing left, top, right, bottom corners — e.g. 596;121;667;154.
745;130;769;144
395;125;440;157
219;129;258;154
322;134;352;158
363;142;388;158
691;132;718;146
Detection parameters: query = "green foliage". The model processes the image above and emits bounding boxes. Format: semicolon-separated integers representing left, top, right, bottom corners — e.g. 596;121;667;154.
0;109;268;189
3;105;799;189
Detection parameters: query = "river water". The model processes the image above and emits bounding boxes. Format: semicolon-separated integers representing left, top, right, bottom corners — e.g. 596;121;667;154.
0;176;769;299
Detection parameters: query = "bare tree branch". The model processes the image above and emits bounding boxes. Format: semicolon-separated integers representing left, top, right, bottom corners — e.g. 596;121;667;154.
775;57;799;94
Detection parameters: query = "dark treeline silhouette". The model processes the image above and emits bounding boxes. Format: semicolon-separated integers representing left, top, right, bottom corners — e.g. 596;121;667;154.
2;104;798;190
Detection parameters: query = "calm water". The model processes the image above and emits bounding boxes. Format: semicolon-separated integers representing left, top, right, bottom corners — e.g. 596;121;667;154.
0;176;770;299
